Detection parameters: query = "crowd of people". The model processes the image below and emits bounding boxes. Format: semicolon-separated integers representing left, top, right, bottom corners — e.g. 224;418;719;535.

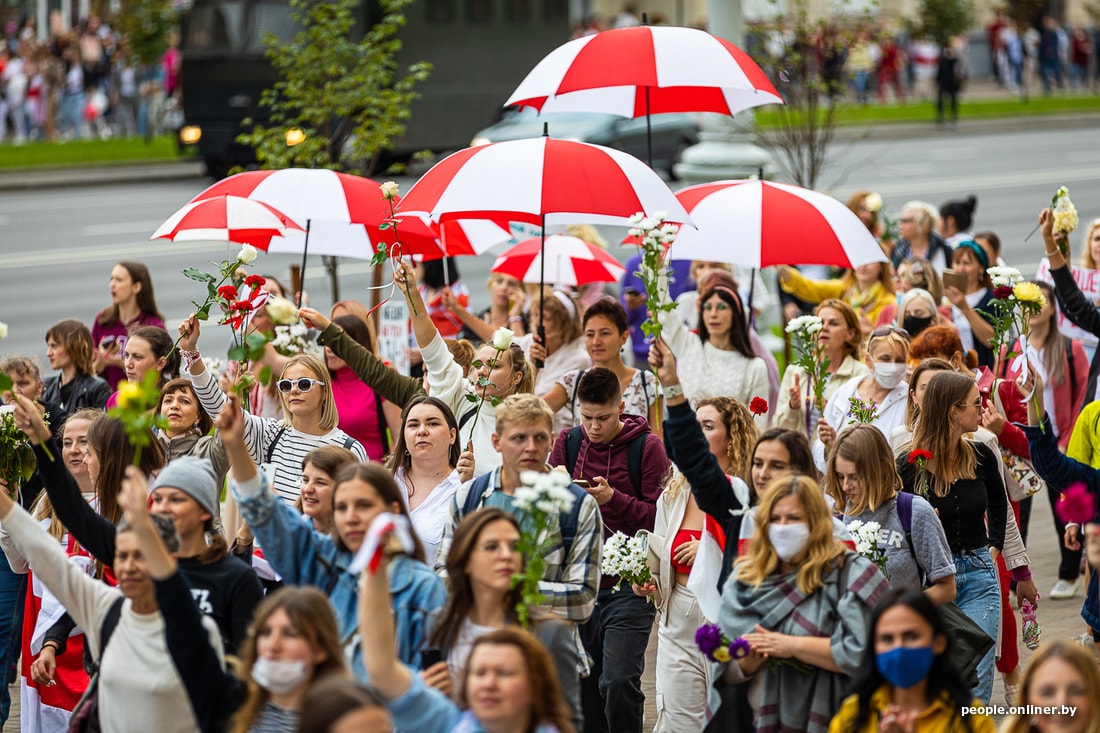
0;13;180;144
2;190;1100;733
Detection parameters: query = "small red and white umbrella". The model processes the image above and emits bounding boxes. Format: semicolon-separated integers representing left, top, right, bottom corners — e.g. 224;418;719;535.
506;25;782;118
667;180;886;269
397;136;691;229
491;235;626;285
150;194;303;249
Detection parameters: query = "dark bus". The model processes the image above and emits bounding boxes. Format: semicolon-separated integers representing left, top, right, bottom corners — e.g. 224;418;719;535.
178;0;572;177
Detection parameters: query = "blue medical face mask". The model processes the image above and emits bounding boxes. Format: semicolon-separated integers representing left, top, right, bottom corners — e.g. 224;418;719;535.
875;645;935;689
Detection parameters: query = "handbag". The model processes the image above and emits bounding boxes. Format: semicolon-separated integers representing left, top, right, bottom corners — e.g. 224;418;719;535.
991;380;1045;501
896;493;994;691
937;600;995;691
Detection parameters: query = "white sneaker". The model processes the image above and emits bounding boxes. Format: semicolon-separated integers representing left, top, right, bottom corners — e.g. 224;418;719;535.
1050;579;1079;599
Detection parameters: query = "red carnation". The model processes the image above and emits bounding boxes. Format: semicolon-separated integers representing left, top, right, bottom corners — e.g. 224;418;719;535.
231;299;253;313
1056;484;1095;527
993;285;1014;300
907;449;933;464
244;274;266;289
218;285;239;300
749;397;768;416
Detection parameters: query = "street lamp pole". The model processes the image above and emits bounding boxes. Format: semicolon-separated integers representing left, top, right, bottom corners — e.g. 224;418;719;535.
673;0;774;183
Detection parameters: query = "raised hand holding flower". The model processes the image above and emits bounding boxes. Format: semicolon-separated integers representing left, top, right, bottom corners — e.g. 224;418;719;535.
464;327;514;443
511;470;577;627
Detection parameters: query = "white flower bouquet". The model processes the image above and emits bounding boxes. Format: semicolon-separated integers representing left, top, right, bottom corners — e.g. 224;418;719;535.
601;530;652;593
785;315;830;431
511;470;578;627
270;323;320;358
626;212;679;342
847;520;889;578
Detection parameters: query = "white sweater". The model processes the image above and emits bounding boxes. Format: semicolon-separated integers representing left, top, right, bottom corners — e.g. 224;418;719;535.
2;506;223;733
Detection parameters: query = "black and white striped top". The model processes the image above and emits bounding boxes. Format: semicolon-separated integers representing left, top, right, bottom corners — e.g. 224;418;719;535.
189;367;366;505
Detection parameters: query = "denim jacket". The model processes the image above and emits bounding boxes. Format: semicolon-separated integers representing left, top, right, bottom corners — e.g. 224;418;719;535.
232;472;446;676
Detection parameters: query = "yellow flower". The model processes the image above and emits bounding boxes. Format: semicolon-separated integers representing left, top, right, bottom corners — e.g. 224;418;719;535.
713;647;731;663
115;381;144;410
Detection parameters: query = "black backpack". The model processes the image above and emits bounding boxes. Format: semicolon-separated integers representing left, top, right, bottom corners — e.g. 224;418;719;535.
562;425;647;497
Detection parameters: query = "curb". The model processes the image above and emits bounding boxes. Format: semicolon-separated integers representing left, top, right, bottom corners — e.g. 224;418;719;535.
829;111;1100;142
0;161;207;192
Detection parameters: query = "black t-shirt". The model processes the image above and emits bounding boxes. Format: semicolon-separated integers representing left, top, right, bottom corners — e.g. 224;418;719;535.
177;555;264;656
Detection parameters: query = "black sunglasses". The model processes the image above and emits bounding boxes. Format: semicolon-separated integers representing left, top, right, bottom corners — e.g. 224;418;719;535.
276;378;325;394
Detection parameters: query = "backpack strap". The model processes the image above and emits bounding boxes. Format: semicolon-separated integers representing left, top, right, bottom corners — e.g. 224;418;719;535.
639;370;651;416
375;391;391;454
89;596;126;675
342;435;356;451
895;491;927;587
458;406;477;434
265;425;289;465
565;425;647;496
461;472;495;517
558;482;588;557
1066;340;1078;394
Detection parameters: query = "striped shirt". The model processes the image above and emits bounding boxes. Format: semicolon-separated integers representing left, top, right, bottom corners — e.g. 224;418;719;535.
189;366;366;504
250;700;299;733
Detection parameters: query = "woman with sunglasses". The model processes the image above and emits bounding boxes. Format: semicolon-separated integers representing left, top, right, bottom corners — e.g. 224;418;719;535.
895;371;1007;704
813;328;911;471
178;316;367;506
890;201;952;272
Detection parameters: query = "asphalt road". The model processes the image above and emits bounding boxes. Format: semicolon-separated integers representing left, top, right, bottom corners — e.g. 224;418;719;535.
1;125;1098;362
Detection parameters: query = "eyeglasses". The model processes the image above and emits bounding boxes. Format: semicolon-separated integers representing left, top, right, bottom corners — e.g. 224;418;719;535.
898;217;915;224
871;325;910;339
956;398;983;409
276;378;326;394
476;540;520;554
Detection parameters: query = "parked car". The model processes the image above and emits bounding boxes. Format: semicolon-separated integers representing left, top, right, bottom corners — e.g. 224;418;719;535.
470;106;700;178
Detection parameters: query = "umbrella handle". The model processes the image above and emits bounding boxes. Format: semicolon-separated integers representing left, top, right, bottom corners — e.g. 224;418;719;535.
534;325;545;369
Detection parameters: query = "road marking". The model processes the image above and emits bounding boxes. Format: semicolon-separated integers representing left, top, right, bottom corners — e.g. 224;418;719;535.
0;240;227;270
80;220;168;237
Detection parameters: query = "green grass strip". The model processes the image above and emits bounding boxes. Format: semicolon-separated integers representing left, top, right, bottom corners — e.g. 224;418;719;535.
0;135;187;170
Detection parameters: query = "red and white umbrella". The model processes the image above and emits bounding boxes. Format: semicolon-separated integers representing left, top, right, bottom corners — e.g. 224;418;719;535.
150;194;303;249
491;235;626;286
397;136;690;228
667;180;887;269
190;168;509;261
506;25;782;118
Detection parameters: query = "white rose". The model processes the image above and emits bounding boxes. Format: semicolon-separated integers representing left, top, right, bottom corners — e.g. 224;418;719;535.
1056;186;1069;198
380;181;400;200
0;321;7;340
237;244;259;264
491;327;514;352
265;296;299;325
628;212;646;226
864;192;883;212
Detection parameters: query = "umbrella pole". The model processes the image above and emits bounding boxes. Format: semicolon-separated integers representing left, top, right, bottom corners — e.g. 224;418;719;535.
748;267;757;330
644;86;653;169
536;213;546;369
297;219;311;309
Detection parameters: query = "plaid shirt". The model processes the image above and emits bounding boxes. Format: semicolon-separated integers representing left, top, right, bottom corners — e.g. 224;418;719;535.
436;467;603;624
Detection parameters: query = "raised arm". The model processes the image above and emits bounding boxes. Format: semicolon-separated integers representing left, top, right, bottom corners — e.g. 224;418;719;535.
301;307;423;407
7;391;116;562
358;549;414;700
1041;208;1100;336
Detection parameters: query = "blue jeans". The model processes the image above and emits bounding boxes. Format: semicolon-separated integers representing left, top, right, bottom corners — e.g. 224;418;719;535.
954;548;1000;704
0;553;25;724
580;587;656;733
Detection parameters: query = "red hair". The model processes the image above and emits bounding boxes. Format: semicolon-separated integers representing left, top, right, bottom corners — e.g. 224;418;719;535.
908;325;976;369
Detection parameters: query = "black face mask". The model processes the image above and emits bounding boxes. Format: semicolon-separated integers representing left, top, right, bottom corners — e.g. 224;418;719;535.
902;314;934;337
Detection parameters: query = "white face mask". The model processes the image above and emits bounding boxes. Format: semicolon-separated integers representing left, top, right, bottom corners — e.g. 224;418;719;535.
251;657;310;696
768;522;810;563
872;362;907;390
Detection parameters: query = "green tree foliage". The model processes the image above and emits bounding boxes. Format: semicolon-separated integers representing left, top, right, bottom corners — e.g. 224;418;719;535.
115;0;177;66
237;0;432;173
747;9;852;189
917;0;974;45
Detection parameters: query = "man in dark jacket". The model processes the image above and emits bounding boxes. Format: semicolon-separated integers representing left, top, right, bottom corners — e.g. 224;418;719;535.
549;367;668;733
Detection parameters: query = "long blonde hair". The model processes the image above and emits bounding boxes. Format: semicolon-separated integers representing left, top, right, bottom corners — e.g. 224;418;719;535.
908;371;977;497
279;354;339;431
736;475;844;595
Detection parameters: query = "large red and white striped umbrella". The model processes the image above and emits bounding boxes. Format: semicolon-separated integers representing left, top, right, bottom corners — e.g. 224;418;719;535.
667;180;887;269
491;235;626;286
505;25;782;118
191;168;509;260
397;136;691;228
150;194;303;249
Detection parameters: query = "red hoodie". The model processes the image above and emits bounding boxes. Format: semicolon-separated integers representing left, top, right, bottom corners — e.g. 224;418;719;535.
549;414;668;541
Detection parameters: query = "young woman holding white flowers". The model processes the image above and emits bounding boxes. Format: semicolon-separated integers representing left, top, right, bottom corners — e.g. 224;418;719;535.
394;260;534;473
824;424;956;605
774;300;868;440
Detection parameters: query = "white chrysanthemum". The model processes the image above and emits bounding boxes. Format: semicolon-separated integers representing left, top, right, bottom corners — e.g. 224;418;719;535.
1053;192;1078;235
987;266;1024;288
